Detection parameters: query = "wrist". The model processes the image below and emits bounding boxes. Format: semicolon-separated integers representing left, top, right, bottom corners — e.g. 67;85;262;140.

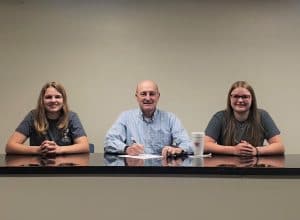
231;146;238;156
57;146;64;154
255;147;259;156
31;146;41;155
124;145;130;154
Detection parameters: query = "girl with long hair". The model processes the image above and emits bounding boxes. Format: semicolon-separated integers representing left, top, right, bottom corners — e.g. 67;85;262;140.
204;81;284;156
6;82;89;155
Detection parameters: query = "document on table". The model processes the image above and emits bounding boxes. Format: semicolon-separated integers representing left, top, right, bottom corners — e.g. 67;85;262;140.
118;154;163;159
189;153;212;158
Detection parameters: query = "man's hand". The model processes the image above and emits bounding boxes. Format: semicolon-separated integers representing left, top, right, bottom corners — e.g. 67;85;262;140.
125;143;144;156
162;146;184;157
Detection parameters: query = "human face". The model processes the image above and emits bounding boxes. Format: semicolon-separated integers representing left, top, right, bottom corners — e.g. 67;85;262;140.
230;87;252;114
43;87;64;116
136;81;160;117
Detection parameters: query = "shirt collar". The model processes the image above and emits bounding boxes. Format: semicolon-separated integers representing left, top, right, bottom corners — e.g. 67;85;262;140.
138;108;159;123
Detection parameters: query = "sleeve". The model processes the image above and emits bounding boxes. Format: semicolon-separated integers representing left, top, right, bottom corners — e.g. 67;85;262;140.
205;111;224;141
15;111;35;137
69;112;87;139
260;110;280;139
104;112;128;154
169;113;193;153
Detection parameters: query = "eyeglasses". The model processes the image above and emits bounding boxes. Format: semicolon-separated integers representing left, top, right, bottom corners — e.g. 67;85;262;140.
230;94;251;100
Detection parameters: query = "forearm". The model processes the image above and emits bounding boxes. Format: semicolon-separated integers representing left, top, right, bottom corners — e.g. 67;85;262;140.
104;132;127;153
59;136;89;154
204;141;236;155
257;135;285;155
6;143;40;155
104;120;128;154
59;143;89;154
6;132;40;154
172;129;193;153
104;140;126;153
257;143;285;155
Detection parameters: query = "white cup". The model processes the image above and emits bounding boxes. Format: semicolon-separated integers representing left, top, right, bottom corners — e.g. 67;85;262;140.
191;132;205;156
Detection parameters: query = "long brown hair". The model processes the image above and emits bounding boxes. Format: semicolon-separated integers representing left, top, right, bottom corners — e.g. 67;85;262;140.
223;81;264;146
34;81;69;135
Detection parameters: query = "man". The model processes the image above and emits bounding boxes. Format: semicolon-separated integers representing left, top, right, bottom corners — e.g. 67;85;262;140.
104;80;192;157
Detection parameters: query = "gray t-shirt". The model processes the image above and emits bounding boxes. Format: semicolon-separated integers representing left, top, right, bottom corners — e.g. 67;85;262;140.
16;110;86;146
205;109;280;146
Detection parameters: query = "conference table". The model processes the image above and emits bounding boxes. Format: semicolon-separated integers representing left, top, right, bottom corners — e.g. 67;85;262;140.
0;153;296;175
1;153;299;220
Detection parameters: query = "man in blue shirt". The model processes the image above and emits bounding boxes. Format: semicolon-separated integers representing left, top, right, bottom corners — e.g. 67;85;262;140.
104;80;192;157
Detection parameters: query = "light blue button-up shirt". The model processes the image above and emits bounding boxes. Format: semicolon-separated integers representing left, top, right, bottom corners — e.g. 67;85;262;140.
104;109;192;154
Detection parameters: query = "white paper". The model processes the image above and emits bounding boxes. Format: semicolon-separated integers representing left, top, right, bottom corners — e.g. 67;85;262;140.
189;153;212;158
118;154;163;159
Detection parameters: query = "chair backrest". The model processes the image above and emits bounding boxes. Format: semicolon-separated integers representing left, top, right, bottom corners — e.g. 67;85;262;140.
89;143;95;153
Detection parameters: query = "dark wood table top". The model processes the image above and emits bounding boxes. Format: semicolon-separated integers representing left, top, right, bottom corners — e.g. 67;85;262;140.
1;153;298;176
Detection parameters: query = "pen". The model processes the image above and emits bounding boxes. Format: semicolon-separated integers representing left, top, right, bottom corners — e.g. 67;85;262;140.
131;137;137;144
130;137;144;155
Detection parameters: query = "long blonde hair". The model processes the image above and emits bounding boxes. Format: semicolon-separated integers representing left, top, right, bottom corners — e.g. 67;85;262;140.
223;81;264;146
34;81;69;135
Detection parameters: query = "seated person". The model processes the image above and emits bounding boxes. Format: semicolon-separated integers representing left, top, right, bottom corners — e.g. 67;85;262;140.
6;81;89;155
104;80;192;157
204;81;284;156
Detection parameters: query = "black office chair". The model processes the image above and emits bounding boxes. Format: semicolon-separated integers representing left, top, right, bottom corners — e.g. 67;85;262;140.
89;143;95;153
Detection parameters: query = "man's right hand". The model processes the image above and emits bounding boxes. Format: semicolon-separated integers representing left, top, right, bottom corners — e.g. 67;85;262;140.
125;144;144;155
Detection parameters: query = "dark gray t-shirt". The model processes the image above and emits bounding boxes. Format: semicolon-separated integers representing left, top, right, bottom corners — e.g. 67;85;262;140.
16;110;86;146
205;109;280;146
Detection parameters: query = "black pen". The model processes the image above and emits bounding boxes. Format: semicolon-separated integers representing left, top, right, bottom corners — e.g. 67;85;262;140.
131;137;136;144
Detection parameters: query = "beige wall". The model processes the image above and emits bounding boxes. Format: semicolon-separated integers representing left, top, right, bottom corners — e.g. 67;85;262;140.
1;0;299;153
1;176;300;220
